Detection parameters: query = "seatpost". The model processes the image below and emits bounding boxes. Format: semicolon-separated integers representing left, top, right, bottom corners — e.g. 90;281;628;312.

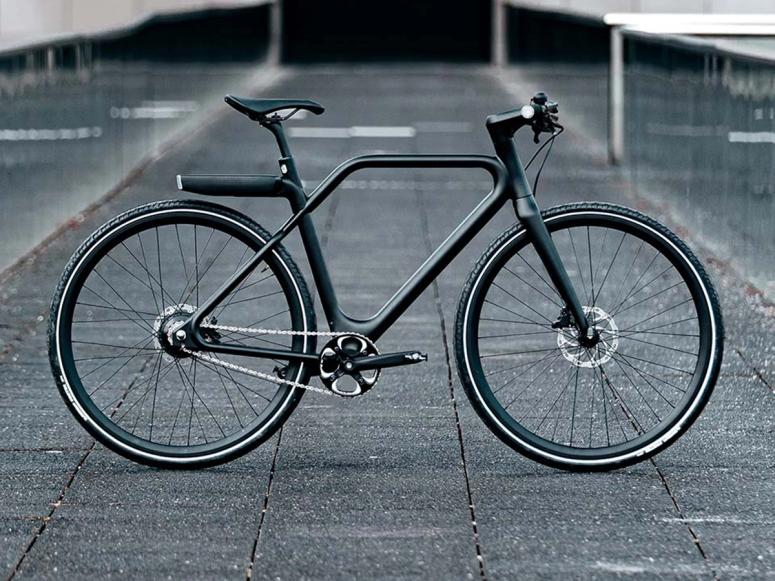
262;120;304;189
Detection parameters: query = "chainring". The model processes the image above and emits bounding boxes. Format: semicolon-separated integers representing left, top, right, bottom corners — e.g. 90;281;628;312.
319;335;380;397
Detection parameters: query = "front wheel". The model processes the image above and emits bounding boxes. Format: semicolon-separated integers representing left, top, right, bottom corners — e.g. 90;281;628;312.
49;200;316;468
455;202;723;470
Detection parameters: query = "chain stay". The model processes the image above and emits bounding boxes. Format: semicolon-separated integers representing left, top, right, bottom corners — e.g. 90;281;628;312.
181;324;376;397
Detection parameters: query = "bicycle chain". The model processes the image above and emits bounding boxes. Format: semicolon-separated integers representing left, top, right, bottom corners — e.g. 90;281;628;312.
181;324;376;397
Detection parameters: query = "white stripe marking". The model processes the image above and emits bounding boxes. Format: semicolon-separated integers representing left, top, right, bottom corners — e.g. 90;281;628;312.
414;121;472;133
0;126;102;141
288;126;416;138
110;100;199;120
728;131;775;144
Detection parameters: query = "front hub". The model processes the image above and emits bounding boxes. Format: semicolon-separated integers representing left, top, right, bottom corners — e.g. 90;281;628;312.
556;305;619;368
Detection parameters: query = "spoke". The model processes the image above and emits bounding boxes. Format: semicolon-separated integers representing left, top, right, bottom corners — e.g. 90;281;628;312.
546;367;577;440
614;264;677;315
176;226;215;306
617;334;698;356
116;242;177;306
615;350;694;376
91;270;156;334
175;361;208;445
155;227;165;308
491;281;555;325
567;228;590;305
587;363;596;447
610;353;680;407
492;349;561;393
213;247;258;318
174;224;189;282
201;359;245;428
520;364;576;425
483;300;554;330
72;340;156;351
590;227;609;308
596;365;612;446
619;329;699;339
592;230;626;306
116;365;159;426
218;289;284;308
480;346;562;359
503;352;564;409
73;315;153;324
613;352;688;393
595;365;633;442
110;357;176;421
608;355;664;423
148;348;163;440
617;315;698;334
620;298;694;335
599;363;648;435
75;301;157;318
609;238;645;313
516;253;563;300
135;234;160;313
569;365;580;445
586;226;595;306
611;250;660;313
478;329;557;339
613;280;685;318
179;235;233;306
87;339;157;397
75;335;155;374
503;265;562;308
205;355;273;403
194;225;199;306
81;283;155;335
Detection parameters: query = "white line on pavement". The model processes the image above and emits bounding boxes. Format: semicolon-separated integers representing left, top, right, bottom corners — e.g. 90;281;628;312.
728;131;775;144
0;126;103;141
288;126;416;138
110;100;199;120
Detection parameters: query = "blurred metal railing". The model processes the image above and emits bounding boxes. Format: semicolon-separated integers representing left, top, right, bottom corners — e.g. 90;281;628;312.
604;13;775;164
0;0;278;86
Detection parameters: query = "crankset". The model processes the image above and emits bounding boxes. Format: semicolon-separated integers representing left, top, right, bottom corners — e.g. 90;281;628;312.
319;335;427;398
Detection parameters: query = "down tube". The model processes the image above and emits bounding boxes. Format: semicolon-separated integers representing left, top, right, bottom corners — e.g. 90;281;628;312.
336;183;511;340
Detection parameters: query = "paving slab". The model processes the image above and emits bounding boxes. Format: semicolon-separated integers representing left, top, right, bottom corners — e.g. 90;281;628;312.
1;63;774;580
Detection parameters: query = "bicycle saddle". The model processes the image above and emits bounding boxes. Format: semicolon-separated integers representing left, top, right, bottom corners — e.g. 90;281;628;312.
224;95;325;121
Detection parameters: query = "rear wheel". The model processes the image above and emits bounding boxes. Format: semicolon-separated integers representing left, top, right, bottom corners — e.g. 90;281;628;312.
455;203;723;470
49;200;316;468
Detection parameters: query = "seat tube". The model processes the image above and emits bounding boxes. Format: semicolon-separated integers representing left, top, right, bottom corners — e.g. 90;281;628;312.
496;134;591;336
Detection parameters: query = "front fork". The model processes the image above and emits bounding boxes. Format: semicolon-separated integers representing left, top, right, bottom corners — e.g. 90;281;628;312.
514;194;591;338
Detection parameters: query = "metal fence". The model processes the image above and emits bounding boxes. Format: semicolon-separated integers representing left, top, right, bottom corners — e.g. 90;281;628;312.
0;3;274;271
624;32;775;295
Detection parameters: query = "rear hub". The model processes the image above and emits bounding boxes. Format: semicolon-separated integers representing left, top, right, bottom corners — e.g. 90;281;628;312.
153;304;196;361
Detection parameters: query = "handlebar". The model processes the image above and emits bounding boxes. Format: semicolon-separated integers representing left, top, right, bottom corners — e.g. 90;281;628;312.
485;91;560;142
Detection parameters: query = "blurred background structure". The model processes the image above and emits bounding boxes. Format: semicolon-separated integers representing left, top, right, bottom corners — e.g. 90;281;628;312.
2;2;775;579
1;0;773;296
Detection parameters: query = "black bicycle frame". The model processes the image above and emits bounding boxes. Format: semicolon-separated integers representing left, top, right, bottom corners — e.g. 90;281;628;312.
177;115;589;366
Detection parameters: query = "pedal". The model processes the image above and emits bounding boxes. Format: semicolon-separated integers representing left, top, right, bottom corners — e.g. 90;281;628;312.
351;350;428;372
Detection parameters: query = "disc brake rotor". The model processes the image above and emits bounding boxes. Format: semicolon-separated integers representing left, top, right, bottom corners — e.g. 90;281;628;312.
556;305;619;368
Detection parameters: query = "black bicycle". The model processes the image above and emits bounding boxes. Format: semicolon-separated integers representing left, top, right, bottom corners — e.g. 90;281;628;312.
49;92;723;470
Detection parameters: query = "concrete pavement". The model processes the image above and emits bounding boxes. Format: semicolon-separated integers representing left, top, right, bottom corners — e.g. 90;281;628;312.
1;64;773;579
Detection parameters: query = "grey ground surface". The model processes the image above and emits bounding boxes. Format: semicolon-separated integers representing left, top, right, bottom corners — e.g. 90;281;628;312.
1;64;773;580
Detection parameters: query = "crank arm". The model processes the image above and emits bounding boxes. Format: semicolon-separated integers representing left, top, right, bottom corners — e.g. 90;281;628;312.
351;351;427;371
